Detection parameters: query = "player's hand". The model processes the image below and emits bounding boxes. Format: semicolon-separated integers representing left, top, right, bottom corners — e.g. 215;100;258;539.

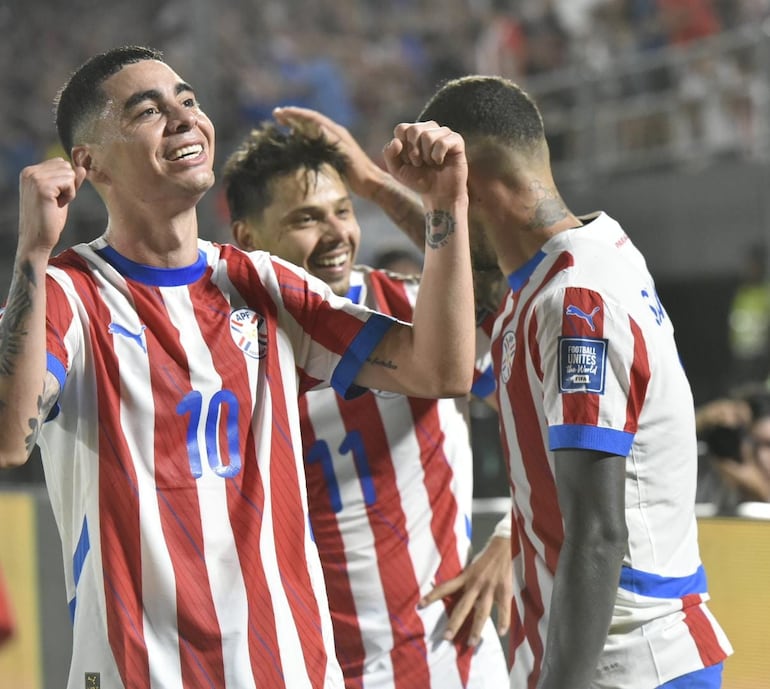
18;158;86;255
420;535;512;646
382;121;468;205
272;106;379;199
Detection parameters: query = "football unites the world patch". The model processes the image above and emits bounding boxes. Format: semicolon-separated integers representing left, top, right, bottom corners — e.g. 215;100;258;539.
229;308;268;360
558;336;608;393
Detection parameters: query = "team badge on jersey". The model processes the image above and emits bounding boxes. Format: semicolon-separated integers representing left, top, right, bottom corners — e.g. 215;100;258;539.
559;336;607;393
230;308;268;359
500;330;517;384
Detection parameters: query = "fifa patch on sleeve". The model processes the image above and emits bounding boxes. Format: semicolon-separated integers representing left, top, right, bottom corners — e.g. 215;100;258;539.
558;336;607;393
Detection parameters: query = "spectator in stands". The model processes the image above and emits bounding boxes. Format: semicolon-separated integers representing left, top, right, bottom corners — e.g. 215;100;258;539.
696;385;770;512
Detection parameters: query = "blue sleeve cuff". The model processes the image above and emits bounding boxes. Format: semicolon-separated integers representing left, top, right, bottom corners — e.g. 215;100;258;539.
46;352;66;421
331;313;396;399
549;423;634;456
471;365;496;398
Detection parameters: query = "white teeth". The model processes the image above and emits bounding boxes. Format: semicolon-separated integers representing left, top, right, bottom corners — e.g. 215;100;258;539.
315;253;348;268
169;144;203;161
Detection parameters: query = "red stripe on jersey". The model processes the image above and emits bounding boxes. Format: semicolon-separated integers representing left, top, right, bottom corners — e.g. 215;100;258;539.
560;288;604;427
680;594;727;667
273;260;371;377
300;395;367;685
62;261;152;687
188;272;287;687
44;275;73;366
340;391;431;689
227;253;329;687
625;318;650;433
130;280;228;688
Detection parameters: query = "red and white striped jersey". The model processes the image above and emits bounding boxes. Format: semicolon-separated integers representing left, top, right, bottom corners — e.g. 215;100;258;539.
492;213;732;688
39;238;399;689
301;267;508;689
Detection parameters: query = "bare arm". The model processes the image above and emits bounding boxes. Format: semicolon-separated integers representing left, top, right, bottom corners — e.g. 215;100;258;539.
273;106;426;247
0;159;84;467
537;449;627;689
351;122;474;398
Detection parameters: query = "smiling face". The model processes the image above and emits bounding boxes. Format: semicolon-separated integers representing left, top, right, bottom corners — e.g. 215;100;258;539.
74;59;215;209
237;164;360;296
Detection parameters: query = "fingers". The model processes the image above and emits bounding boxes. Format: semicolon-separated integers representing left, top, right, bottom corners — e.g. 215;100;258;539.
391;121;463;167
418;572;466;608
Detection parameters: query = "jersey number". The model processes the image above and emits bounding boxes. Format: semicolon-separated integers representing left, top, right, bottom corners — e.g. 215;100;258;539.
177;390;242;478
307;430;376;512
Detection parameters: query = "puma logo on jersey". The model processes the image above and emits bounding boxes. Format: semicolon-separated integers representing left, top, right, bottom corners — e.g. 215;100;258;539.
108;322;147;352
565;305;600;332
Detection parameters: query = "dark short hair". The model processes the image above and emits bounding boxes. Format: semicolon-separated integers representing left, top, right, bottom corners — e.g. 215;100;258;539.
418;75;545;152
54;45;164;157
221;123;349;223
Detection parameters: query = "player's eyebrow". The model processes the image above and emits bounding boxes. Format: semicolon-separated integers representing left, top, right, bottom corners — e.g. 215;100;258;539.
123;82;195;113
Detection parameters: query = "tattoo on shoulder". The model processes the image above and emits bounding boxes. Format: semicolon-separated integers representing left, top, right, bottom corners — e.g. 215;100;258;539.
366;355;397;370
425;210;455;250
0;260;36;377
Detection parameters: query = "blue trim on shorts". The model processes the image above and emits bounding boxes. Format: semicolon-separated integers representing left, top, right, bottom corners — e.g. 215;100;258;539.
619;564;707;598
331;313;396;399
549;423;634;456
657;663;723;689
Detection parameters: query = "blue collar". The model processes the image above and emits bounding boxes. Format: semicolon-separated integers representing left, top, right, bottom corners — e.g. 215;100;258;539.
345;284;363;305
507;250;546;293
95;245;208;286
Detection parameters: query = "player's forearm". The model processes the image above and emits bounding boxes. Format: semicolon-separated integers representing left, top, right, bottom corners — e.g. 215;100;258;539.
409;197;474;396
0;250;52;467
365;169;426;250
537;532;626;689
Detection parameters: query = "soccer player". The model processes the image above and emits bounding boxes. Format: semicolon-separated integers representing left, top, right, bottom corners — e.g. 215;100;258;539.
412;76;734;689
0;47;476;689
222;107;509;689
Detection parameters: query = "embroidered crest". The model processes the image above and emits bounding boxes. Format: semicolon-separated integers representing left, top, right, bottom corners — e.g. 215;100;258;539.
230;308;268;360
500;330;516;384
85;672;100;689
559;336;607;393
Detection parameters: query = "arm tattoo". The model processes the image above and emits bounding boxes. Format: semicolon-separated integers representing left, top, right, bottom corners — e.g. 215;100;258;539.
366;355;397;370
24;376;59;455
0;260;36;377
425;210;456;250
525;181;569;231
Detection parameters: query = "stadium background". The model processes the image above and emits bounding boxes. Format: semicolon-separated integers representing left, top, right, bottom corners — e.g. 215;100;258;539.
1;1;769;686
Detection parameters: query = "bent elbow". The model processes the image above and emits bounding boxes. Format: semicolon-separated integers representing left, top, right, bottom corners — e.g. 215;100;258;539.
0;448;32;470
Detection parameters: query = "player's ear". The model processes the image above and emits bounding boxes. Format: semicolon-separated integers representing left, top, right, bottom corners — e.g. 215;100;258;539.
72;145;107;184
232;220;261;251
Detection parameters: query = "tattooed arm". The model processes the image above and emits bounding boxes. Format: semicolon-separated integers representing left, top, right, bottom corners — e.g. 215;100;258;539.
272;106;426;247
0;159;84;467
352;122;474;398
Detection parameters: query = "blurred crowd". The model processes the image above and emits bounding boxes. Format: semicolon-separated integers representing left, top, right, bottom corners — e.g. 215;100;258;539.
3;0;770;506
2;0;770;239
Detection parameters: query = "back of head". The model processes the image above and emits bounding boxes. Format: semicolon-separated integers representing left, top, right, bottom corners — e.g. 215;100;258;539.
55;45;164;157
221;124;348;223
418;75;545;155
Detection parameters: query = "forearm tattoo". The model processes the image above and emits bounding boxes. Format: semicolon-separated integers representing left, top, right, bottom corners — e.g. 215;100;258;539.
0;259;36;377
526;180;569;230
366;355;397;370
24;379;58;455
425;210;455;249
